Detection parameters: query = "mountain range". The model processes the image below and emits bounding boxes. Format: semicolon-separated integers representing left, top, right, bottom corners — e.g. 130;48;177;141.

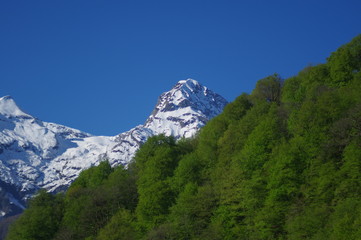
0;79;228;218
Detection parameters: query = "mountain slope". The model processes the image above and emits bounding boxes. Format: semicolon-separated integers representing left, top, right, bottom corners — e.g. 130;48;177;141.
0;79;227;217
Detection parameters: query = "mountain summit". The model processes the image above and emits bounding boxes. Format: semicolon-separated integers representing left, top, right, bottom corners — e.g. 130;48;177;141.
145;79;228;137
0;79;227;217
107;79;227;166
0;96;31;118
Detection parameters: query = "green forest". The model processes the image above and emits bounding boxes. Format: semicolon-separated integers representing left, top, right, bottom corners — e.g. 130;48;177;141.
6;34;361;240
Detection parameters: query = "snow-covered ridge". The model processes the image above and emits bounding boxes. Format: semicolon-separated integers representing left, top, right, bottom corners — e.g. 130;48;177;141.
0;79;227;217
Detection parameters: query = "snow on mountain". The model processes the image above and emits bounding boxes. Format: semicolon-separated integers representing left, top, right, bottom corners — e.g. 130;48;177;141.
0;96;31;119
0;79;227;217
144;79;228;137
107;79;228;166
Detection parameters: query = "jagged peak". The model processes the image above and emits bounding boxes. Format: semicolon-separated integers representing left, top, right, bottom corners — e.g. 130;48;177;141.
177;78;200;86
0;95;32;118
174;78;203;93
145;79;228;129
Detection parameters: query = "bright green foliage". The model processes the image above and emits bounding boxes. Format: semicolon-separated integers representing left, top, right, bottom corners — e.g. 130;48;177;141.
171;152;201;193
135;135;183;234
237;104;282;173
195;113;229;178
6;35;361;240
70;160;113;189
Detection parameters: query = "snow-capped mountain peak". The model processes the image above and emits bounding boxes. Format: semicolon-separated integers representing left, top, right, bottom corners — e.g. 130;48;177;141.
0;79;228;218
0;96;31;118
144;79;228;138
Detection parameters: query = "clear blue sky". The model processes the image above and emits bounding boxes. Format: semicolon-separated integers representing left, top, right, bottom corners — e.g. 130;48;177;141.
1;0;360;136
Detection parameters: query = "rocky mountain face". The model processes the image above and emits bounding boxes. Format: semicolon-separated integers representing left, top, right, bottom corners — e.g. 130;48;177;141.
0;79;227;217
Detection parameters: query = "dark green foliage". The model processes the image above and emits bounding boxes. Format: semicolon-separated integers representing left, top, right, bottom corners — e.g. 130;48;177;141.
7;160;138;240
6;190;64;240
251;73;283;103
222;93;252;122
97;209;136;240
6;35;361;239
328;34;361;86
58;161;116;239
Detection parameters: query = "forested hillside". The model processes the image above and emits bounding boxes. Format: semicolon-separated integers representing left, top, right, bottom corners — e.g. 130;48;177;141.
6;34;361;240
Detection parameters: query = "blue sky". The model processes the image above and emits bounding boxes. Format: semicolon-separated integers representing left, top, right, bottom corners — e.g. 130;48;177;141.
1;0;360;136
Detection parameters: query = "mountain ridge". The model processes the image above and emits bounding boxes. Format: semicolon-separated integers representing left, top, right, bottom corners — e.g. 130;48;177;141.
0;79;227;218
